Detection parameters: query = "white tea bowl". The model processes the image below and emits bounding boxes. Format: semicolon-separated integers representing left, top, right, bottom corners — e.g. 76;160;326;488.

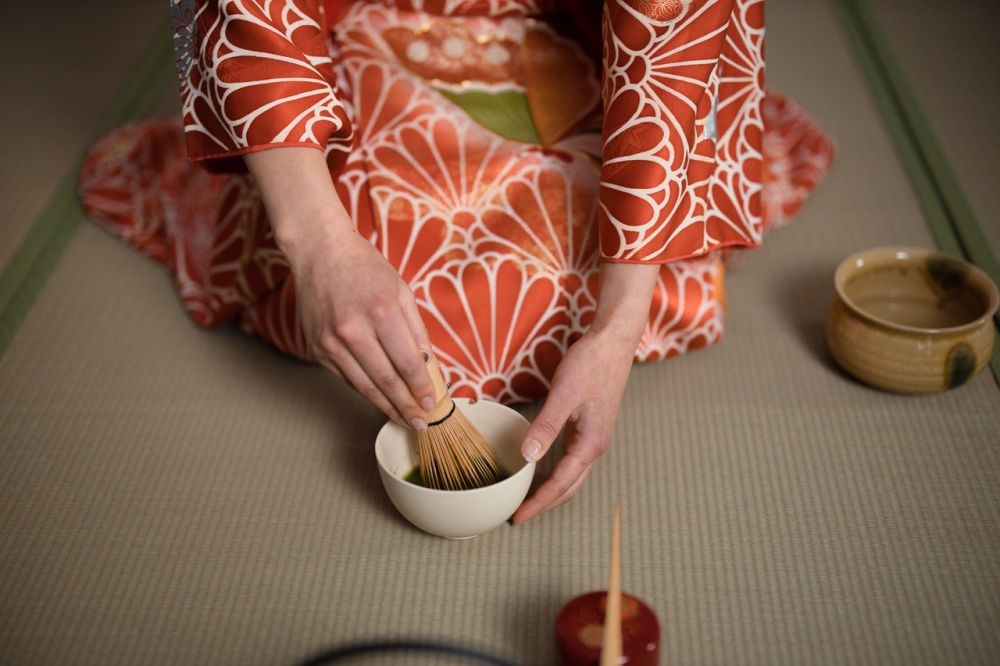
375;398;535;539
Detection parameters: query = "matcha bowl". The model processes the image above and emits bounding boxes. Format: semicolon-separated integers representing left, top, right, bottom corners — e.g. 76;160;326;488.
375;398;535;539
827;247;998;393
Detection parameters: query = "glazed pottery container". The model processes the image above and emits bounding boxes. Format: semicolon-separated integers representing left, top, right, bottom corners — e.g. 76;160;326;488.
827;246;998;393
375;398;535;539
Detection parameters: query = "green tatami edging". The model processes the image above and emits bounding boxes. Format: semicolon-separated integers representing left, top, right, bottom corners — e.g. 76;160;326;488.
0;32;174;358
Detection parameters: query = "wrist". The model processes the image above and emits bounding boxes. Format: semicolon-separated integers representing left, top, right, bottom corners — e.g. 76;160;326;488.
589;261;659;348
242;145;355;261
271;205;354;262
588;313;647;356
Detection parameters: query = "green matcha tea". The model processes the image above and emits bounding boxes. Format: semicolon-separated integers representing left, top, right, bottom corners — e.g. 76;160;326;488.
403;466;509;489
403;467;425;486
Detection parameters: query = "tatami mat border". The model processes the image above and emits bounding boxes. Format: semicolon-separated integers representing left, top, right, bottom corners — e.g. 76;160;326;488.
0;33;175;357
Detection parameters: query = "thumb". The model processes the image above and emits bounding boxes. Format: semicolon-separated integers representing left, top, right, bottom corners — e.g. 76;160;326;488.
522;384;575;462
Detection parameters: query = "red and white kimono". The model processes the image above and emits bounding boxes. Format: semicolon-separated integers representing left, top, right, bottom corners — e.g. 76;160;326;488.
80;0;833;403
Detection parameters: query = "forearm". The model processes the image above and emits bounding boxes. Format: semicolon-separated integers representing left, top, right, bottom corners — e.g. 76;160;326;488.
243;147;353;260
590;262;660;351
245;147;435;427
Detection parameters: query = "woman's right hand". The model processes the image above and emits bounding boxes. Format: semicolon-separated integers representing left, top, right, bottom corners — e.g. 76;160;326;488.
288;225;438;429
245;147;436;430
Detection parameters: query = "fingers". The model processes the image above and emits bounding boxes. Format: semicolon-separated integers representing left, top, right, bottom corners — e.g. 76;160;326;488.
319;349;406;427
319;360;343;379
398;291;431;350
312;292;433;427
511;452;594;524
373;310;436;413
514;410;611;524
520;387;576;463
550;464;593;510
338;320;429;429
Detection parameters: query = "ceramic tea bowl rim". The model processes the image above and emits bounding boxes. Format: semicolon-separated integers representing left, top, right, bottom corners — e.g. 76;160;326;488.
374;398;535;497
833;246;999;335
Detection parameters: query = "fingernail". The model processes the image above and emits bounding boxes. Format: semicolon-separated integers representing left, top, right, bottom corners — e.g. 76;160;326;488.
523;438;542;462
411;418;427;431
420;396;435;412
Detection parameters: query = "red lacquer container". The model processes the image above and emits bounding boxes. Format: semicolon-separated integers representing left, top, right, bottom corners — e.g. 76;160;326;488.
555;590;660;665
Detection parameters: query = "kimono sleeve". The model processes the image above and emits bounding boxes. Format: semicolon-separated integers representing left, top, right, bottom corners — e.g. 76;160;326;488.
598;0;737;263
170;0;353;172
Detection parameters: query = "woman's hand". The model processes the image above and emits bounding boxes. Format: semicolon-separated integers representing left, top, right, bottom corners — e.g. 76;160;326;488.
511;262;661;524
289;227;437;429
509;329;634;523
245;147;436;429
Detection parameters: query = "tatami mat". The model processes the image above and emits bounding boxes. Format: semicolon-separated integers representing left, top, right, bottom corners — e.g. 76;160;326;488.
0;1;173;270
2;1;998;664
869;0;1000;258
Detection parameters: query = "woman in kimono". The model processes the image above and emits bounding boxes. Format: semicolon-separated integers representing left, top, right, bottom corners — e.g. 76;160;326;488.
80;0;833;522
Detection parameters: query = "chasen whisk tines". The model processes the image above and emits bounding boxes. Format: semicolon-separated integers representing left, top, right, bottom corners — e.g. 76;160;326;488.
415;354;504;491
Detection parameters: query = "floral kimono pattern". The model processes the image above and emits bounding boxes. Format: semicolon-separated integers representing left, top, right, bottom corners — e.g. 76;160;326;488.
80;0;833;403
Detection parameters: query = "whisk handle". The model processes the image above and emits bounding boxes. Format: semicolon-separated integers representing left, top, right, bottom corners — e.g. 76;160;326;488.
422;351;453;422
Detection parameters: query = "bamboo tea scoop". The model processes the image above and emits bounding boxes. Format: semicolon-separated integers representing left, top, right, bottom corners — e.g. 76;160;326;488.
599;503;622;666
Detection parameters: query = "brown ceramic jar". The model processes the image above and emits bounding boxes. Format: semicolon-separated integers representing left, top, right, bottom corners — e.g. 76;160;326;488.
827;247;998;393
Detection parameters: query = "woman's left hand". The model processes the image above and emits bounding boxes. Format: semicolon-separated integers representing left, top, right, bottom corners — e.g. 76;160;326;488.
511;262;661;524
510;329;635;524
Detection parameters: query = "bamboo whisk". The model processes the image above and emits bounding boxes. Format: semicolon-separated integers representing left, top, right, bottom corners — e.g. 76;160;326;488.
416;353;504;490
